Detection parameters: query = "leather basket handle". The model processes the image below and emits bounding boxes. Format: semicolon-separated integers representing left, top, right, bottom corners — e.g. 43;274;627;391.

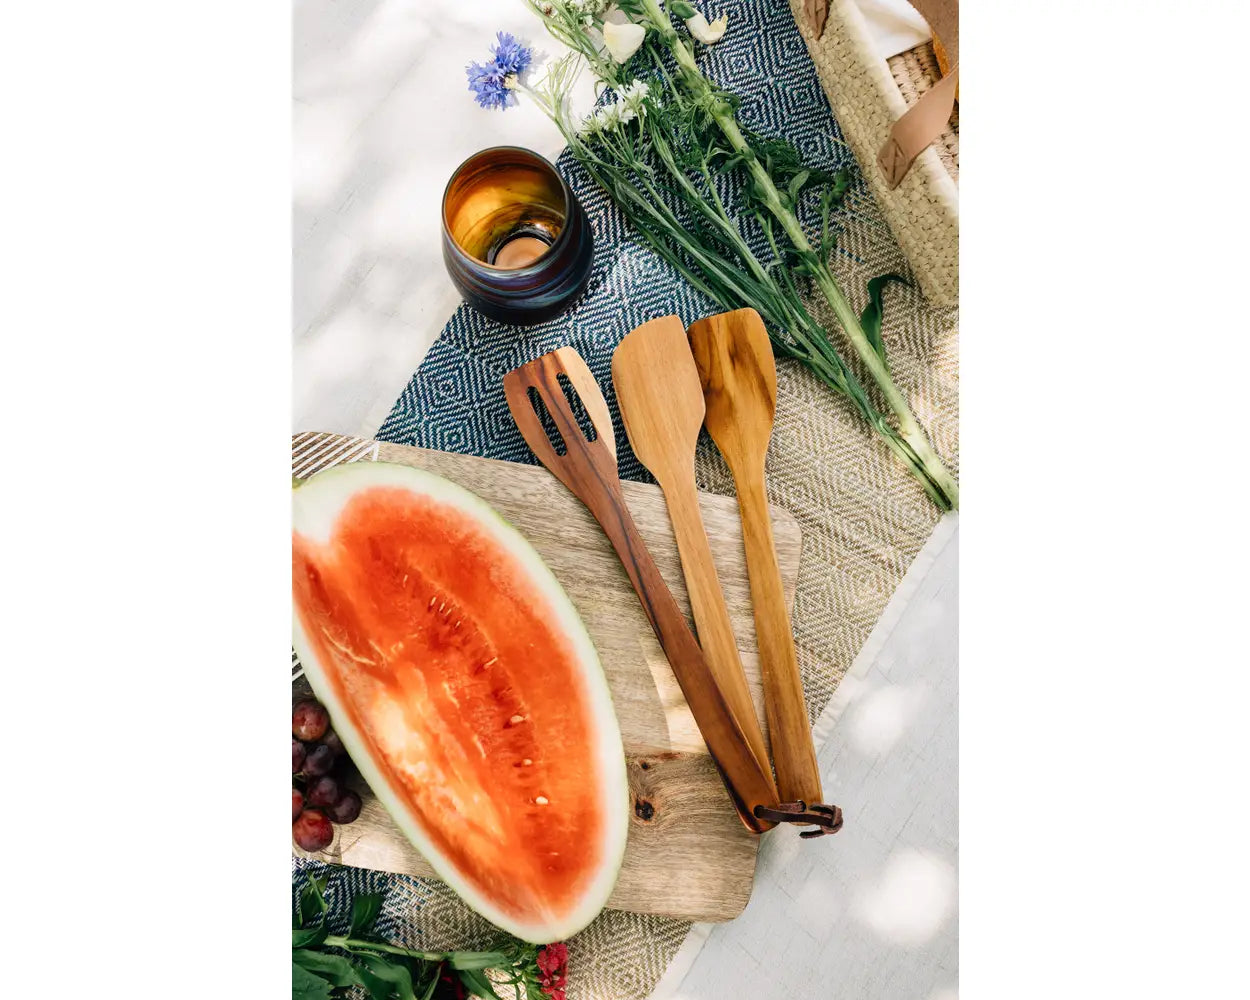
804;0;958;190
876;0;958;189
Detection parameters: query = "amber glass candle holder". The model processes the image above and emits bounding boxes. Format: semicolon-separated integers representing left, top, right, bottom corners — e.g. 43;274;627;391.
441;146;594;326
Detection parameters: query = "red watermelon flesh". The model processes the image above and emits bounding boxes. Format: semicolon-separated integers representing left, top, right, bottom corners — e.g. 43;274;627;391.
292;462;628;942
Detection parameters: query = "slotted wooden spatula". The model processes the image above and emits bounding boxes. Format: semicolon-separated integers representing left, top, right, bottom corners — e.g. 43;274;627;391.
611;316;772;774
688;309;827;815
503;346;778;834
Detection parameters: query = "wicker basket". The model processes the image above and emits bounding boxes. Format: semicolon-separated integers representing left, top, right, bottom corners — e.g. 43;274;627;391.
790;0;959;307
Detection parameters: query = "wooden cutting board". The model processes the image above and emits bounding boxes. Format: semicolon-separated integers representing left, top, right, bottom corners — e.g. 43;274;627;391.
290;431;803;922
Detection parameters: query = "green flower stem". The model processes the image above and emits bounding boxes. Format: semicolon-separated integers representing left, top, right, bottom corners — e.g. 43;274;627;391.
564;99;954;508
320;934;508;968
638;0;958;509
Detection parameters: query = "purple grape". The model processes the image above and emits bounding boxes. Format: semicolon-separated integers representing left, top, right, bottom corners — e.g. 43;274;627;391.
321;730;345;757
292;700;329;742
293;809;334;852
306;775;339;809
292;787;305;822
303;743;335;777
292;739;307;774
328;790;362;825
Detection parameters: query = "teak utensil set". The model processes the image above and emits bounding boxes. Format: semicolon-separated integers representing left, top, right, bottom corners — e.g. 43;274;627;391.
504;308;842;839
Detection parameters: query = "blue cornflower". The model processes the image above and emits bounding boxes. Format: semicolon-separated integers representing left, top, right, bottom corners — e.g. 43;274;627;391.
465;32;534;111
466;59;511;110
491;31;532;77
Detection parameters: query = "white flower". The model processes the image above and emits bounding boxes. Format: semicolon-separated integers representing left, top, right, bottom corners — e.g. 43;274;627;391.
579;78;649;136
685;12;728;44
603;19;646;62
568;0;609;13
619;79;649;101
598;102;625;130
619;79;650;115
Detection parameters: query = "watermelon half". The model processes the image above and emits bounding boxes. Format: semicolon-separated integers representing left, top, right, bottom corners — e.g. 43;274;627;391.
292;461;629;942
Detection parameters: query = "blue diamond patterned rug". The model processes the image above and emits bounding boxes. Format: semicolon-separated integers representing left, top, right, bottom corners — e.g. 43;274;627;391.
376;0;862;483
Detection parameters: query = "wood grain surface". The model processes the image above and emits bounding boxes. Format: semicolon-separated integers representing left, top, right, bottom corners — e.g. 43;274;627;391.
689;309;824;808
291;431;804;922
612;318;772;776
504;346;779;833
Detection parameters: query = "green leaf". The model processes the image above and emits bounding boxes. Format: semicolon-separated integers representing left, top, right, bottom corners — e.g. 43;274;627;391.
356;966;402;1000
860;273;910;364
297;874;330;927
292;925;330;949
818;172;852;258
357;954;418;1000
418;970;442;1000
292;962;333;1000
293;950;364;989
786;169;810;204
356;965;398;1000
829;168;852;202
456;968;499;999
349;894;384;937
449;951;510;971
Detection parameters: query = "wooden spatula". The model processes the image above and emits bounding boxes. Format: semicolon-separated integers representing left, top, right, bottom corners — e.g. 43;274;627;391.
503;346;779;834
611;317;772;773
688;309;824;810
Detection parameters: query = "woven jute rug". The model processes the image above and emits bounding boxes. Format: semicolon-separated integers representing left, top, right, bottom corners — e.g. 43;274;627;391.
293;1;958;995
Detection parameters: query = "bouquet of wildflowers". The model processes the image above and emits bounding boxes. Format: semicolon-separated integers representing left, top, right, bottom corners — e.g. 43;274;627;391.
467;1;959;511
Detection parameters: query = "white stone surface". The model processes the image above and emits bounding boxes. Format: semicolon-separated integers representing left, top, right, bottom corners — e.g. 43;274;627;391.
294;4;959;996
659;518;959;1000
293;0;595;437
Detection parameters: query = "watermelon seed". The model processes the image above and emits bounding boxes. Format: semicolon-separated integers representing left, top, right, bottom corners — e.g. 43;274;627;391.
535;796;549;805
522;758;532;766
427;596;437;610
508;714;527;726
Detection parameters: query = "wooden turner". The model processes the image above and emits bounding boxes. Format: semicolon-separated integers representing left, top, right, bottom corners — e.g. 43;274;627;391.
689;309;838;835
503;346;778;834
611;317;771;773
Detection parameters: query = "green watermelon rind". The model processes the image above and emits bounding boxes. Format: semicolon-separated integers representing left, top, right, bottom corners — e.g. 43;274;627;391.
292;460;629;943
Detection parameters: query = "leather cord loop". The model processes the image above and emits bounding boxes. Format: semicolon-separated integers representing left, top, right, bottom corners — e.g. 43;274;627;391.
754;800;845;838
